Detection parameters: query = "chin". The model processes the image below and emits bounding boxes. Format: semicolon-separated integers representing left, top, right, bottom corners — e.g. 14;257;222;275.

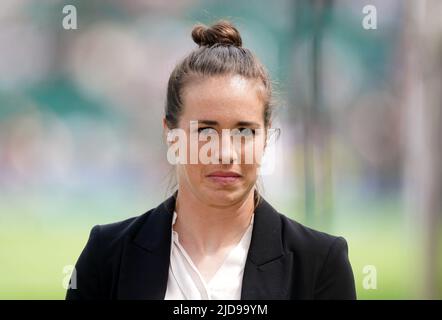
203;187;246;207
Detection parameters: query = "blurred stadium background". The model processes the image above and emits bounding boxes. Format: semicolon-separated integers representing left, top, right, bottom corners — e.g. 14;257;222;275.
0;0;441;299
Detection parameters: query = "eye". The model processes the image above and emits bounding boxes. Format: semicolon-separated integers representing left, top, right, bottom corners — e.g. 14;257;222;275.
234;127;255;137
198;127;218;135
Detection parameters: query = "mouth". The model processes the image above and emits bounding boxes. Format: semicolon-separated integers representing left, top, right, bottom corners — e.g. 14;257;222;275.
206;171;242;185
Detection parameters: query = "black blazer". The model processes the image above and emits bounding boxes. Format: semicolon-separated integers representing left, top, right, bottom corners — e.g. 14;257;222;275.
66;194;356;300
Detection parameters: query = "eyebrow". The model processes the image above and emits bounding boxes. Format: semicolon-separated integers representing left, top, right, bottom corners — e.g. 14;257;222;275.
198;120;261;127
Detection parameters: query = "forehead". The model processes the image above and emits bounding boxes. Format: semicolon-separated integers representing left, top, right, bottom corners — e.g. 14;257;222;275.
181;75;265;124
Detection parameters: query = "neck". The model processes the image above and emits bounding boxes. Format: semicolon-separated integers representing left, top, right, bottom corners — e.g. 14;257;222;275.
173;186;255;255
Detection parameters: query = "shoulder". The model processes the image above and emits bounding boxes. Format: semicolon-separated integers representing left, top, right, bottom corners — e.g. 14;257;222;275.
78;195;175;262
66;208;158;299
276;212;356;299
88;208;154;251
277;213;348;257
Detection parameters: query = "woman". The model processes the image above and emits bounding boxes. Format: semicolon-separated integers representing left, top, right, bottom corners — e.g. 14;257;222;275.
66;20;356;300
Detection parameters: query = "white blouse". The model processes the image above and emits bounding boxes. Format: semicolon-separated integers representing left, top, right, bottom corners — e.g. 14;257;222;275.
164;211;254;300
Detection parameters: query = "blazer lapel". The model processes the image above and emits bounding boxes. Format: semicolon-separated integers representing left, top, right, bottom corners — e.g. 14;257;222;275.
117;194;176;300
241;198;292;300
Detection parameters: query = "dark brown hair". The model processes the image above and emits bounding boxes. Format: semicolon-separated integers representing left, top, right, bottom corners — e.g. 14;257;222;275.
165;20;274;130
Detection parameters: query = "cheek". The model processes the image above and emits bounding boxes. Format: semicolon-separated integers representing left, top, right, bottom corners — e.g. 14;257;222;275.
240;136;266;165
240;164;259;182
186;164;203;178
179;164;202;186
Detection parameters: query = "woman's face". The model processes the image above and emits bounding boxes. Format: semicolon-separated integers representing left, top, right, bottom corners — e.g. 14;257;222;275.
171;74;267;208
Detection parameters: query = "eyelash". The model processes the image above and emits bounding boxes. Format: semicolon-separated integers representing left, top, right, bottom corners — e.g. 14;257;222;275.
197;127;256;135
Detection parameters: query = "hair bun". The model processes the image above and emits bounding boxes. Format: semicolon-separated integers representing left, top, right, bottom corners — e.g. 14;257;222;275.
191;20;242;47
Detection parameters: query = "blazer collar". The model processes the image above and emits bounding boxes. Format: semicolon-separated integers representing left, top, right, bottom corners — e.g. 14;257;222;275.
246;196;284;265
240;197;290;299
117;195;175;299
134;192;284;262
117;191;287;299
133;193;176;252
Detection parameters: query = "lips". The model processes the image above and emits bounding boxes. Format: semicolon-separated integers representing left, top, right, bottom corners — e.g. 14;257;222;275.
206;171;242;185
207;171;242;177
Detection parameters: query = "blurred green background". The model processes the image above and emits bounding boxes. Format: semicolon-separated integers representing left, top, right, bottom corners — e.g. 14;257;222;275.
1;0;441;299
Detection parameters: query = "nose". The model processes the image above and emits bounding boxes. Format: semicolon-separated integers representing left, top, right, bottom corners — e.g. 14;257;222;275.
216;130;239;164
